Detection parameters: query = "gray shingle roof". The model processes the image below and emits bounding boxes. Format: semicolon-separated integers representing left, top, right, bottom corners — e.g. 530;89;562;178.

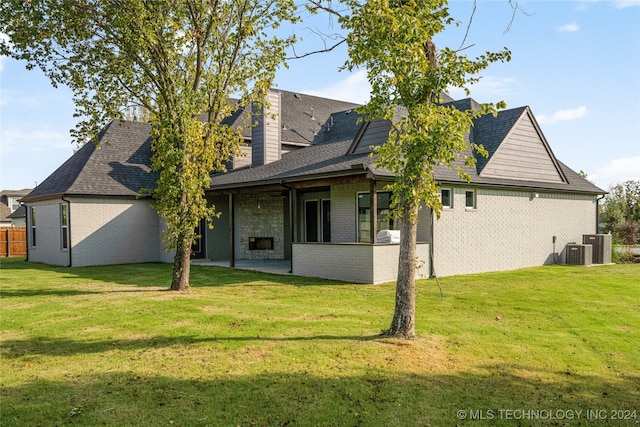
278;90;361;145
7;205;26;219
24;94;605;202
211;102;605;195
23;120;157;201
471;106;527;172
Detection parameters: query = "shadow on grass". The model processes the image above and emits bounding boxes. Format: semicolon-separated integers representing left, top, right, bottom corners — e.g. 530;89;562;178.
1;334;382;358
3;368;638;426
0;288;169;298
0;258;351;291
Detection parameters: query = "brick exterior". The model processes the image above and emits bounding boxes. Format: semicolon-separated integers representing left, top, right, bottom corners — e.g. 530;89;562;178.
27;197;164;267
70;198;162;266
26;200;69;266
235;192;284;260
433;187;597;276
292;242;430;284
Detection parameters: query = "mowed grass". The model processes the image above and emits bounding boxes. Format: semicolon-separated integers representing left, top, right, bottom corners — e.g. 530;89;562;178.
1;258;638;426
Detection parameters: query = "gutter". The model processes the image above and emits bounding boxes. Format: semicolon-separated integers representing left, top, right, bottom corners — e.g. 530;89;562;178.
208;169;372;194
435;179;606;197
61;195;72;267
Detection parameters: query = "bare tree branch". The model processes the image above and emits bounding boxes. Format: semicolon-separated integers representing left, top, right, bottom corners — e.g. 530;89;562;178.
287;37;345;60
456;0;477;52
504;0;531;34
306;0;344;18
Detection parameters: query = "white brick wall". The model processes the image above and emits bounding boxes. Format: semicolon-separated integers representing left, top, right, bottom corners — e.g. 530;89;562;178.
292;242;429;284
433;188;597;276
69;197;162;266
330;182;365;243
26;200;69;266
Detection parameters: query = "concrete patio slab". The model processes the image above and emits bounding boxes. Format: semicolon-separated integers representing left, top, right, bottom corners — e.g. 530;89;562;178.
191;259;292;275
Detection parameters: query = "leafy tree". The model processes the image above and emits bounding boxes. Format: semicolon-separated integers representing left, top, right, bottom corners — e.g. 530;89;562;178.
340;0;510;338
601;180;640;244
1;0;297;290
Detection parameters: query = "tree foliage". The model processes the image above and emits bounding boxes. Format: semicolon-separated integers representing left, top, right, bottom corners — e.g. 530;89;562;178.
1;0;297;290
601;180;640;245
340;0;510;338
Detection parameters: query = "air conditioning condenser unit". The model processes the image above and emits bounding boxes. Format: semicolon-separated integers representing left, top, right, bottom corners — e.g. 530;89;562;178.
582;234;612;264
566;243;593;266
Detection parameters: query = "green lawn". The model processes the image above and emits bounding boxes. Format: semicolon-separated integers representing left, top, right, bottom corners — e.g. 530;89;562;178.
1;258;638;426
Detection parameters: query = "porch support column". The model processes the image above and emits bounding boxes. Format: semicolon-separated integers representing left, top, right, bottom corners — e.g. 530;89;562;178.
289;188;296;274
369;179;377;244
291;188;298;243
229;193;235;267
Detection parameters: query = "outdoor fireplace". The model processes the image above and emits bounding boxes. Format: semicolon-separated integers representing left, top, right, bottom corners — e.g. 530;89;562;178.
249;237;274;250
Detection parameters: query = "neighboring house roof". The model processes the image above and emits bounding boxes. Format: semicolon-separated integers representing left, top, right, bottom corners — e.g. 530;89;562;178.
8;205;26;219
1;189;32;222
22;120;157;202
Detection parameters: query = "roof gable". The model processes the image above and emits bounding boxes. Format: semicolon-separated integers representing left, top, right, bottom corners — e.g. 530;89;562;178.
23;120;157;201
477;107;566;184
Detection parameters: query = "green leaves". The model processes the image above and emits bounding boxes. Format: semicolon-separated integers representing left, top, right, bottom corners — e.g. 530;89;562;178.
2;0;298;287
340;0;510;219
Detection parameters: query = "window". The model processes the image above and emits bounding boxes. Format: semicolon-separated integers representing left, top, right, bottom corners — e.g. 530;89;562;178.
305;200;319;242
304;198;331;243
321;199;331;243
440;188;452;208
9;197;20;213
60;204;69;249
30;207;36;247
465;190;476;209
357;192;396;242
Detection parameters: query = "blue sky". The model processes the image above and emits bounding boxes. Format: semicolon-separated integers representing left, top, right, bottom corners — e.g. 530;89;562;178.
1;0;639;192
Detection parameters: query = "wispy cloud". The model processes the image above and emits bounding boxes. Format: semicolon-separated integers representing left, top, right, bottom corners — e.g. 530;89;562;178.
447;76;517;102
557;23;579;32
0;32;12;74
0;128;72;157
614;0;640;8
577;0;640;8
590;156;640;189
301;70;371;104
537;106;588;124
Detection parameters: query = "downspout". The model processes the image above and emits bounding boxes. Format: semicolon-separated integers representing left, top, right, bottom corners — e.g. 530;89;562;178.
596;194;606;234
61;196;72;267
20;201;29;262
429;207;435;278
229;193;235;268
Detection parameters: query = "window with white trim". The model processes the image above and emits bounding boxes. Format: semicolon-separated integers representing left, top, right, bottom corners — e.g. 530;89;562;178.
30;207;36;247
9;197;20;213
60;203;69;249
465;190;476;209
440;188;453;209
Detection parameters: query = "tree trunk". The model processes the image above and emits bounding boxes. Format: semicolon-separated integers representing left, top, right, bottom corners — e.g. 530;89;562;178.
170;234;192;291
385;203;418;339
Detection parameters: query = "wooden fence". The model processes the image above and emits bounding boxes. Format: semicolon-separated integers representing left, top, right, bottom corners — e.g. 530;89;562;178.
0;227;27;258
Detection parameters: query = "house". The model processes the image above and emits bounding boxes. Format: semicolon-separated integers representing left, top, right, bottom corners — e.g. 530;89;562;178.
20;89;605;282
1;189;32;226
